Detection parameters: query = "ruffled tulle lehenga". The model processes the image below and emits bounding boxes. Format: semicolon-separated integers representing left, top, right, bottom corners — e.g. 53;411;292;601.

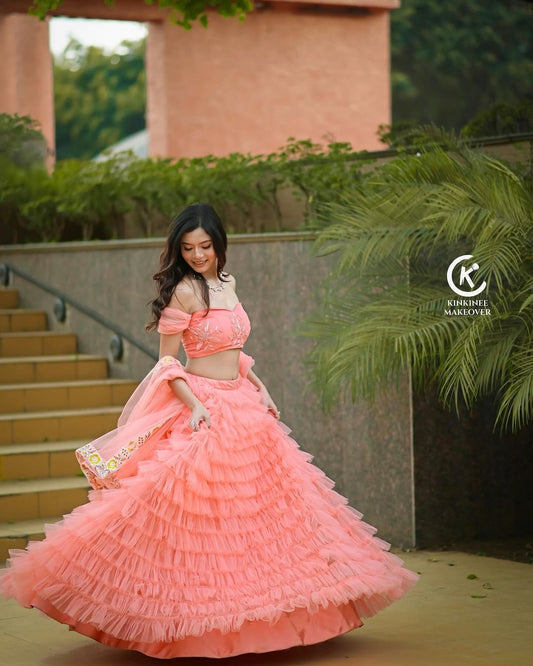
0;303;418;659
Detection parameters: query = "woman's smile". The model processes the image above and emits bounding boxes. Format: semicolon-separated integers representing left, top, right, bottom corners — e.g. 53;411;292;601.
181;228;217;277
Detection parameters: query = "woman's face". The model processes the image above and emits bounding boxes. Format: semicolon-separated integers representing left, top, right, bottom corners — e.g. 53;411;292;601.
181;227;217;277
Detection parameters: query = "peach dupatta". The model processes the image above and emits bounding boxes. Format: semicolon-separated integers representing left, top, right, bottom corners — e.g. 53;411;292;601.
75;353;255;490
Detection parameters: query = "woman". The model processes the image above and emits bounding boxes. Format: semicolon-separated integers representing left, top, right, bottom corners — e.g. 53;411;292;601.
1;203;417;659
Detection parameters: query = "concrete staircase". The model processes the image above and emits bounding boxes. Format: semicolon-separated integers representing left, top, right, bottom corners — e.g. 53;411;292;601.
0;289;137;561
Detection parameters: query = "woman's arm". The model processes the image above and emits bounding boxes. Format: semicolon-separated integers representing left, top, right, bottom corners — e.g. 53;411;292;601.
159;331;210;430
170;377;211;430
159;331;182;360
247;367;280;419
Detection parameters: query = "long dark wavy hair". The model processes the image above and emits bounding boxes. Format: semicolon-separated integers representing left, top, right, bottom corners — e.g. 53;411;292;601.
146;203;228;331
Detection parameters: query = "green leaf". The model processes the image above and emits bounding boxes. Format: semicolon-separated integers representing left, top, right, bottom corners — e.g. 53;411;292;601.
303;139;533;433
29;0;253;27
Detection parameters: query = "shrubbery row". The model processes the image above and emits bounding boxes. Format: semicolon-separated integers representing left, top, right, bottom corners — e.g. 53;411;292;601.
1;114;375;243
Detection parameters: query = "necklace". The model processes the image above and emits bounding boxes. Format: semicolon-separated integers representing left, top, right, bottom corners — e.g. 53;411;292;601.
206;278;225;293
192;272;226;292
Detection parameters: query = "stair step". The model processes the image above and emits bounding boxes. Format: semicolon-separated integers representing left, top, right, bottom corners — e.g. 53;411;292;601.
0;476;89;522
0;516;62;561
0;406;122;445
0;354;108;384
0;309;47;332
0;378;136;413
0;289;19;309
0;440;84;480
0;290;141;562
0;331;77;357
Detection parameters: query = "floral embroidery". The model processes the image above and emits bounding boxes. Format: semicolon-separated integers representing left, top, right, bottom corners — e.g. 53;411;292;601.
188;319;224;353
230;312;248;347
183;306;250;357
88;452;101;465
76;425;162;489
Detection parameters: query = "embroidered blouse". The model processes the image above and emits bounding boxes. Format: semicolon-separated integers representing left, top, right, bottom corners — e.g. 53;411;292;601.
157;303;251;358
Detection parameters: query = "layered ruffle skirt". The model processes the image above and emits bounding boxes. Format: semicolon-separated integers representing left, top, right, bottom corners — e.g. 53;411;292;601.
0;360;418;659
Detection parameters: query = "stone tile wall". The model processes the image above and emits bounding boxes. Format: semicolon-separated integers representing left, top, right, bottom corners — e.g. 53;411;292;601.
3;233;530;548
0;234;416;547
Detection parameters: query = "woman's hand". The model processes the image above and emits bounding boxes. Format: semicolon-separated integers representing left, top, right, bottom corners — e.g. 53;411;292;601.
260;388;280;420
189;403;211;431
246;368;280;420
168;378;210;431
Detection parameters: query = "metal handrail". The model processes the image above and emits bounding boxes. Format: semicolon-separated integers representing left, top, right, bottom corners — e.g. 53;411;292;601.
0;263;158;362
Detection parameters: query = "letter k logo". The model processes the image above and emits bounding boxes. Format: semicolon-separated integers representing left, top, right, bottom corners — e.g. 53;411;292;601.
459;262;479;289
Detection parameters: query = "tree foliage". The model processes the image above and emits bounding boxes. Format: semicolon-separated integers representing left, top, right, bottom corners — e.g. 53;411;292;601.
0;114;48;168
54;39;146;161
29;0;252;29
274;139;373;223
462;100;533;139
303;137;533;433
391;0;533;130
0;114;50;244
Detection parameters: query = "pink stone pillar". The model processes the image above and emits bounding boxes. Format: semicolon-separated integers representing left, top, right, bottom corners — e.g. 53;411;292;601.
146;7;393;159
0;13;55;165
146;20;168;157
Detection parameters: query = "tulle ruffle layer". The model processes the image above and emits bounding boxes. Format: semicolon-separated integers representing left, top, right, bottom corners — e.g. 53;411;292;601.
1;372;418;659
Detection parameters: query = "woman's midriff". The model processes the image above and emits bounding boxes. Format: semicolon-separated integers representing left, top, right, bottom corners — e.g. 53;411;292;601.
185;348;241;380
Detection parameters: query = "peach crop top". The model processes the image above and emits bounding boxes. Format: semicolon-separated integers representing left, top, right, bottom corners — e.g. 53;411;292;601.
157;303;251;358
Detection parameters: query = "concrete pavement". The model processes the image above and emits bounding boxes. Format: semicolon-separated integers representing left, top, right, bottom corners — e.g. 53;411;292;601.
1;550;532;666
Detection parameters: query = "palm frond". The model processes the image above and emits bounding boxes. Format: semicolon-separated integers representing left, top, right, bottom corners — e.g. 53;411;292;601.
304;142;533;432
496;341;533;432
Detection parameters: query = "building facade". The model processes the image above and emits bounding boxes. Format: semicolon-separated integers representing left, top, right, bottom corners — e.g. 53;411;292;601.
0;0;399;161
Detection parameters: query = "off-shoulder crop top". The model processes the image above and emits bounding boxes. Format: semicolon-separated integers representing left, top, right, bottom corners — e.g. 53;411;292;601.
157;303;251;358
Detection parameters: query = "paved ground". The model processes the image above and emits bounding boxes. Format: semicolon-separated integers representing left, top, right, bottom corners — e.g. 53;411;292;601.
1;550;532;666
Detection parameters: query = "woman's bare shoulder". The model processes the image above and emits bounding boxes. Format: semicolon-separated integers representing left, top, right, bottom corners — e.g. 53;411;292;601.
170;278;198;313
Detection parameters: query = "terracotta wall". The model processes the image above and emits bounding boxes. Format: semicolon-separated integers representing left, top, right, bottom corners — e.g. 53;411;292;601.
0;0;395;160
147;6;393;157
0;13;55;165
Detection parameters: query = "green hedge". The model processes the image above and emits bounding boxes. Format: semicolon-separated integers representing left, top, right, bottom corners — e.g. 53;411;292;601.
1;115;375;243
